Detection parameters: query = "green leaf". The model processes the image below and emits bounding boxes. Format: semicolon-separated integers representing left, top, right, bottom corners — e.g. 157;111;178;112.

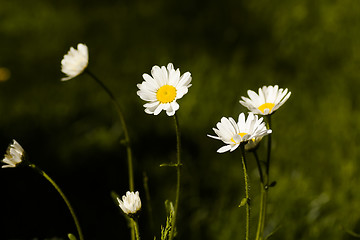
264;224;281;240
160;163;182;167
68;233;77;240
238;198;248;207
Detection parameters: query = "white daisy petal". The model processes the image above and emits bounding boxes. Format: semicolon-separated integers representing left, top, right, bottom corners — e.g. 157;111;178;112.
2;140;25;168
137;63;192;116
169;69;180;86
177;72;192;88
142;73;160;90
137;91;156;101
171;101;180;112
153;104;164;115
167;63;174;71
248;90;260;103
209;113;272;153
207;134;221;140
144;101;160;108
176;87;189;99
61;43;89;81
117;191;141;216
218;145;232;153
239;85;291;115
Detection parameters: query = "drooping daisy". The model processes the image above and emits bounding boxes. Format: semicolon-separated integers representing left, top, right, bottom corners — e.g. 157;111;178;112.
2;140;25;168
239;85;291;115
117;191;142;216
208;113;272;153
137;63;192;116
61;43;89;81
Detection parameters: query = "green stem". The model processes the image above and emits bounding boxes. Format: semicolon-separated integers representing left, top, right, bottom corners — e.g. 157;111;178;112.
85;70;134;192
261;188;268;240
253;151;266;240
265;115;272;180
169;114;182;240
257;115;272;240
143;172;155;233
240;144;250;240
29;164;84;240
253;150;265;240
255;186;264;240
133;218;141;240
253;150;264;185
256;185;267;240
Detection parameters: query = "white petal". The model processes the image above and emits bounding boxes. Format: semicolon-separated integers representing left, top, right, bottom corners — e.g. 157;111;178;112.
177;72;192;88
207;134;221;140
169;68;180;86
153;104;164;115
217;145;232;153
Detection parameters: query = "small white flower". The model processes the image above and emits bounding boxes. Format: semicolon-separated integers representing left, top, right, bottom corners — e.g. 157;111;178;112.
208;113;272;153
137;63;192;116
2;140;25;168
239;85;291;115
117;191;142;216
61;43;89;81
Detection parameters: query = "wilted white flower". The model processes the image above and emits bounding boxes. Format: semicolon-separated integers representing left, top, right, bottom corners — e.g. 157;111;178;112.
117;191;141;216
239;85;291;115
137;63;192;116
2;140;25;168
61;43;89;81
208;113;272;153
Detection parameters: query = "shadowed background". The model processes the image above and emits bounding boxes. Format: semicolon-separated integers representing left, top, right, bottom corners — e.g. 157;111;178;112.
1;0;360;239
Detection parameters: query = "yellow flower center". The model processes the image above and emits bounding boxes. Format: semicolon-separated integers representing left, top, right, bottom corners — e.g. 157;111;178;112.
258;103;275;114
230;133;248;144
156;85;177;103
239;132;247;138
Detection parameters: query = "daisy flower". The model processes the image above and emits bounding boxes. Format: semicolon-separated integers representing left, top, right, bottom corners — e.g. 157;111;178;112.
137;63;192;116
208;113;272;153
61;43;89;81
117;191;142;216
239;85;291;115
2;140;25;168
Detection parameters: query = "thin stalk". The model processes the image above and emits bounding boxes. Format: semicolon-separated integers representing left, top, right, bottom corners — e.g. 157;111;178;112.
133;218;141;240
261;189;268;240
257;115;272;240
253;150;266;240
143;172;155;233
255;187;264;240
29;164;84;240
253;150;264;185
169;114;182;240
85;69;134;192
265;115;272;180
240;144;250;240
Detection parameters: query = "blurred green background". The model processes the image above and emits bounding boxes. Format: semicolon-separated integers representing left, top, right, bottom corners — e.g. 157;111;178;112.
1;0;360;239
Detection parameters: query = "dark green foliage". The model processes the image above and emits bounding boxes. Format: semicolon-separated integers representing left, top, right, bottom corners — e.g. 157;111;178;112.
1;0;360;239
